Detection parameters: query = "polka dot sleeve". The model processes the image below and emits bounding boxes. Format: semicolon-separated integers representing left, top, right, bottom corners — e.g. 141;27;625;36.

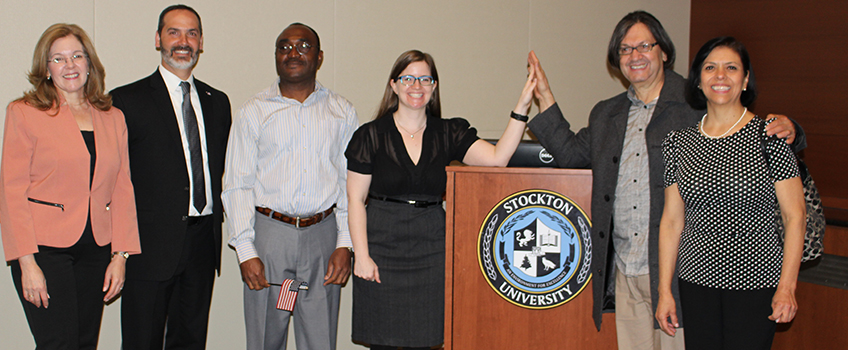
662;129;681;188
763;119;800;182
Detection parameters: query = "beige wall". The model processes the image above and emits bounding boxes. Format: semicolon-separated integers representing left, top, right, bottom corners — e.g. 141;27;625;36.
0;0;690;348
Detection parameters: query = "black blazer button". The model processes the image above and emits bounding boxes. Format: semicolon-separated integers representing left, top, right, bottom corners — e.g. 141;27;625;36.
604;194;610;201
599;231;605;239
612;156;619;163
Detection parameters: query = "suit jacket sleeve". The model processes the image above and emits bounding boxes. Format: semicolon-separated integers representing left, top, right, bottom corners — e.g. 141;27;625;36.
0;102;39;261
107;108;141;254
527;102;592;168
790;119;806;153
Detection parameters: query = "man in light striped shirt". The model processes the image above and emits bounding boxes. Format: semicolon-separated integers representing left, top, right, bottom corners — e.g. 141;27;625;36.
222;23;358;350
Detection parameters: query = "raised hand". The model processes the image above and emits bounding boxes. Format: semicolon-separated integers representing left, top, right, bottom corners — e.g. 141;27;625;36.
514;63;538;116
528;51;556;111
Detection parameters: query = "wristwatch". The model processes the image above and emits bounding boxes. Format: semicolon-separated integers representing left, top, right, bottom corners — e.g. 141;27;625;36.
112;251;129;259
510;111;529;122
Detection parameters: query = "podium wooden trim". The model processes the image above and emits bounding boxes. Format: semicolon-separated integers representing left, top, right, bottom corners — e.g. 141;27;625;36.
444;166;616;349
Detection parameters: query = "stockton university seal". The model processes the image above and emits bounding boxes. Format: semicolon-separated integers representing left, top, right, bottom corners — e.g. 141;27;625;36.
477;189;592;309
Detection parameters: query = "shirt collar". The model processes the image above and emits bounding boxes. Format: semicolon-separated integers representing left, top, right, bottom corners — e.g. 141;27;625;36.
626;85;658;108
271;78;326;106
159;65;195;92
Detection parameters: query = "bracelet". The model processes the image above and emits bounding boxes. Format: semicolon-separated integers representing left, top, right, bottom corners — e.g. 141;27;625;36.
510;111;529;122
112;251;129;259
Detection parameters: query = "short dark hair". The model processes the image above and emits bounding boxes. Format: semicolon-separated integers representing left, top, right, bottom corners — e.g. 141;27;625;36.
158;4;202;35
288;22;320;50
606;11;675;71
374;50;441;120
686;36;758;110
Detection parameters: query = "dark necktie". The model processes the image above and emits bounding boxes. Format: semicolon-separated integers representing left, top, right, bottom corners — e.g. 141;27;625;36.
180;81;206;213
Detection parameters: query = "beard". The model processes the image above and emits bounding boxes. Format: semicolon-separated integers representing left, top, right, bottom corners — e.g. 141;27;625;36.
160;45;199;71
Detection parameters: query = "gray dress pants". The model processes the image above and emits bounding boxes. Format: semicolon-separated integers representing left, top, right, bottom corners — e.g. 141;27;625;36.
244;212;342;350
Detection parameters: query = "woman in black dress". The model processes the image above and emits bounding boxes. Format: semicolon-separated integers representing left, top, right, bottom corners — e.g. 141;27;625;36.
655;37;805;350
345;50;536;349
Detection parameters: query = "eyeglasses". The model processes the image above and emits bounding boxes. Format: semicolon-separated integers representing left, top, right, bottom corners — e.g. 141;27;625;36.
48;53;87;65
618;42;659;55
277;42;313;55
395;75;435;86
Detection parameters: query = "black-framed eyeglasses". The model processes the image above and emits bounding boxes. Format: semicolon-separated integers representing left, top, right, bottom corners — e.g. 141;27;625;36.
277;42;312;55
395;75;435;86
618;42;659;55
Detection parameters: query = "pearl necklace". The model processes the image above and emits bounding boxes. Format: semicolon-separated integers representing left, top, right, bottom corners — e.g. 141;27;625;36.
700;107;747;139
395;119;426;138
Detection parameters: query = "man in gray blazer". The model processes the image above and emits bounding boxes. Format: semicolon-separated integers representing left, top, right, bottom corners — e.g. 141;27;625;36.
525;10;803;350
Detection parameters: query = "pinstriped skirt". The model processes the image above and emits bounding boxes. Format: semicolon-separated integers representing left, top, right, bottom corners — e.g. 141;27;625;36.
352;198;445;347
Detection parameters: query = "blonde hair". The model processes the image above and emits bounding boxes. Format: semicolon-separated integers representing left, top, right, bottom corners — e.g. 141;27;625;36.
20;23;111;112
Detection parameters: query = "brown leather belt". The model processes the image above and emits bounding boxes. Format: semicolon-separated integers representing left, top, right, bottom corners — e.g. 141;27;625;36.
255;204;336;228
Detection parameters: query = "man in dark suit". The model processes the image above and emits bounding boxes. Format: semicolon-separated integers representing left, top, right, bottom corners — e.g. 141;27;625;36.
110;5;231;350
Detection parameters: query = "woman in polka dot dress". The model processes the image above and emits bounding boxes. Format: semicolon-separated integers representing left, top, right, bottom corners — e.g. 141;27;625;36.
654;36;806;350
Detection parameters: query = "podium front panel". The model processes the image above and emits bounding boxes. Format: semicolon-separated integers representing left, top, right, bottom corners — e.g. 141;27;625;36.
445;166;616;349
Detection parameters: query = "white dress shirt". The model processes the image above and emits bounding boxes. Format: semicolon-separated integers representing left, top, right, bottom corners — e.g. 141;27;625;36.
158;65;212;217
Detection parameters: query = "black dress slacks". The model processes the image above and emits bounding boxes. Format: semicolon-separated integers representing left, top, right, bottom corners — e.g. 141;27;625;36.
121;215;215;350
679;279;778;350
11;224;110;350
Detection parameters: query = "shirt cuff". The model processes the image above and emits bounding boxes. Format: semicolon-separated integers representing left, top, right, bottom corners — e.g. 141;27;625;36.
233;241;258;264
335;231;352;250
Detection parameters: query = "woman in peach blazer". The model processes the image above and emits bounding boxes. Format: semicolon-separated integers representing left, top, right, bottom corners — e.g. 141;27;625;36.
0;24;140;349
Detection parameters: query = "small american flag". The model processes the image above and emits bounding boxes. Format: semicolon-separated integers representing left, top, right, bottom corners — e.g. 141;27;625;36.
276;279;307;312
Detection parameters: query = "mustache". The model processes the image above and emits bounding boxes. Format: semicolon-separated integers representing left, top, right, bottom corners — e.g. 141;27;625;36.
169;45;195;56
283;56;307;65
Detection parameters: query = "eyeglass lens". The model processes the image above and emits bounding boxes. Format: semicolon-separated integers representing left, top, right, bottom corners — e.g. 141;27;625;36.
49;53;86;64
278;42;312;55
619;43;657;55
397;75;435;86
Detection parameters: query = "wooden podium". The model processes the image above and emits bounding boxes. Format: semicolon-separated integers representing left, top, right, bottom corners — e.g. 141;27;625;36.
444;166;617;349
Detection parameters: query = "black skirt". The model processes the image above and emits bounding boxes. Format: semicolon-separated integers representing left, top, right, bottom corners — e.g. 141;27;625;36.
352;198;445;347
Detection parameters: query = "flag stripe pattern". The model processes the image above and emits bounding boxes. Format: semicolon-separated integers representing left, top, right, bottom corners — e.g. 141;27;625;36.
276;279;299;311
